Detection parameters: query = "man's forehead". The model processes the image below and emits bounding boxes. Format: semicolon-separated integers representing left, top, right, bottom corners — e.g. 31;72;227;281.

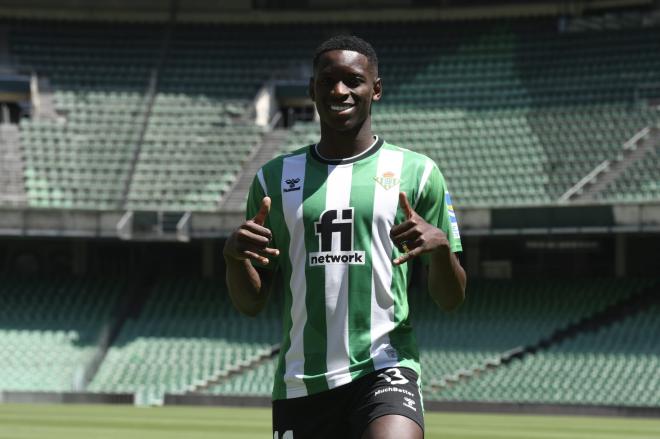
315;49;374;73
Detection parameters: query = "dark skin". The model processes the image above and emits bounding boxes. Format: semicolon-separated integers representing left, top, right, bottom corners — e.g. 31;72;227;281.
224;49;466;438
310;49;381;159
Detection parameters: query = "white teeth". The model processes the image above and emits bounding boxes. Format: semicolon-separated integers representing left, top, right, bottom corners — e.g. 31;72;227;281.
330;104;353;111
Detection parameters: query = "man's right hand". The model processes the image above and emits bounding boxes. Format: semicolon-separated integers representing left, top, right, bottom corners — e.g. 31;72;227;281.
223;196;279;265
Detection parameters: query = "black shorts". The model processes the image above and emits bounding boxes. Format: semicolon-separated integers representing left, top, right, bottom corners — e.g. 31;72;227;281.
272;367;424;439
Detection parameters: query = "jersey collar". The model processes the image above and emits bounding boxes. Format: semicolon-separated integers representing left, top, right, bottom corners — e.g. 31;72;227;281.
310;136;384;165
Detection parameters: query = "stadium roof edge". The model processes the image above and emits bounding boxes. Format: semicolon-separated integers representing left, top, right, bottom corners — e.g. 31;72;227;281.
0;0;652;24
0;202;658;240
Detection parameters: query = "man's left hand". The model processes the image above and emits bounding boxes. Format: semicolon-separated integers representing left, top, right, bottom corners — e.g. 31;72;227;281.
389;191;451;265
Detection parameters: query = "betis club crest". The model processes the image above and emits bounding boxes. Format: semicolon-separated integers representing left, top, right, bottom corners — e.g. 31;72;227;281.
374;171;401;190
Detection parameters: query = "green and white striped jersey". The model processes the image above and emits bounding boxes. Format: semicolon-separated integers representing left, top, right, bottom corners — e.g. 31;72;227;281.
246;137;462;400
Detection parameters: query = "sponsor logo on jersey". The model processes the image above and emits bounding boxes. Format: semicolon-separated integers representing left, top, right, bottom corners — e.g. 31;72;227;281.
374;171;401;190
445;191;461;240
283;177;301;192
374;386;415;398
445;191;456;219
309;208;365;266
309;251;364;265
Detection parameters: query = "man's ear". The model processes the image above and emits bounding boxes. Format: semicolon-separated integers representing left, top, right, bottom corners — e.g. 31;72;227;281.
372;77;382;102
308;77;315;102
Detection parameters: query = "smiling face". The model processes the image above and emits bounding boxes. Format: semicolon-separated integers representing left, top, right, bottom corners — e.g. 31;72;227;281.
310;49;382;133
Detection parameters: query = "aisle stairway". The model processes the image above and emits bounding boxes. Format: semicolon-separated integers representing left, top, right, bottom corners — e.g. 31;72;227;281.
220;128;289;212
562;126;660;202
0;124;27;207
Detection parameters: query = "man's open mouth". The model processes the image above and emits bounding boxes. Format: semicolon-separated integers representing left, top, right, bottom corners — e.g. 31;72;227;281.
329;103;355;113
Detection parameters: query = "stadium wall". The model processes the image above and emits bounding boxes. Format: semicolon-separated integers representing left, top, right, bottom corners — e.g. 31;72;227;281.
1;204;658;240
163;393;660;418
3;391;659;418
0;391;134;405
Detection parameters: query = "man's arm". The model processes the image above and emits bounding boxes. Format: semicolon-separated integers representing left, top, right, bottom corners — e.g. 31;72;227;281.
427;246;466;311
223;196;279;317
390;192;466;311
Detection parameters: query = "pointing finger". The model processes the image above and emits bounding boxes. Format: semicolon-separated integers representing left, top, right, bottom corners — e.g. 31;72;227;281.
244;250;270;266
252;196;271;226
399;192;414;220
392;246;422;266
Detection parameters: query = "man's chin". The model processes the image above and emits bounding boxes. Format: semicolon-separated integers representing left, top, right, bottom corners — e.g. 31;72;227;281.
323;117;363;133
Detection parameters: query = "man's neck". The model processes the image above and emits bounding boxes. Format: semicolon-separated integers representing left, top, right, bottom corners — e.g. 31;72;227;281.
316;120;375;160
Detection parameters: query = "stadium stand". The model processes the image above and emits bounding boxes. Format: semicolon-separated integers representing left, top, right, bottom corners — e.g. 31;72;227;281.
11;21;156;209
0;273;653;405
1;14;660;411
124;24;270;211
412;279;655;397
3;19;659;210
10;21;265;211
88;278;281;405
0;276;123;392
269;22;660;206
190;279;657;401
431;301;660;406
126;106;261;211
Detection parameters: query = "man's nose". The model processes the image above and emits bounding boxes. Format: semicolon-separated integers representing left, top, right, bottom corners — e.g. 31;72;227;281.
331;81;350;96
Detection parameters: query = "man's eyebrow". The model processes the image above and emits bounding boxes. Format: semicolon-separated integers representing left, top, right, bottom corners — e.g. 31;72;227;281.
317;70;366;78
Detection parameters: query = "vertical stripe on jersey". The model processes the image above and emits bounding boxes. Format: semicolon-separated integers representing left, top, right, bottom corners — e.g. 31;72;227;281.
369;147;405;371
265;164;289;401
280;153;309;398
323;164;354;389
301;159;330;394
347;158;378;377
413;159;434;210
389;151;421;375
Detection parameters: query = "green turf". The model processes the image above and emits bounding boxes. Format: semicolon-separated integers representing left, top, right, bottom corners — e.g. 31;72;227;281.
0;404;659;439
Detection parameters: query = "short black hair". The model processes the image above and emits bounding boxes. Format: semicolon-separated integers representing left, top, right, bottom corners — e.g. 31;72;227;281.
312;35;378;73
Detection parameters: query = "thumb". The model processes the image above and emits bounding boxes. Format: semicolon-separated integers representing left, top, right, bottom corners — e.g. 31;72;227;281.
399;191;414;219
252;196;271;225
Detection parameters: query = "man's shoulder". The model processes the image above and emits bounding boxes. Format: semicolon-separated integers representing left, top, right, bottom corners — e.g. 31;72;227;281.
382;140;437;169
259;145;310;173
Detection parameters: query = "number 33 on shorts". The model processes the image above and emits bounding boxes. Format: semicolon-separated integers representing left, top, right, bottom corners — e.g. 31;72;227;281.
377;368;409;385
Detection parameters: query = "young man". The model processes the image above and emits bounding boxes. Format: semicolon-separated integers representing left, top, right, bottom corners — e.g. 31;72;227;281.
224;35;466;439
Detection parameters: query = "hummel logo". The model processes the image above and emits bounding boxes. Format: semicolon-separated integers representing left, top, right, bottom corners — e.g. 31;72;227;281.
403;397;417;411
283;178;301;192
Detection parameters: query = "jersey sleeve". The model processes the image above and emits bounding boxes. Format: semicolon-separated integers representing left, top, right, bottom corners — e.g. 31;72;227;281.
413;161;462;255
245;170;277;270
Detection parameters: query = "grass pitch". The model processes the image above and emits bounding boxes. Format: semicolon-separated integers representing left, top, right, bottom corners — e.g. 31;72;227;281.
1;403;659;439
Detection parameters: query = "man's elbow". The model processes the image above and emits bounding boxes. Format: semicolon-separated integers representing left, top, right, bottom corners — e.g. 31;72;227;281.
435;289;465;312
238;304;264;318
428;274;466;312
437;290;465;312
228;291;267;317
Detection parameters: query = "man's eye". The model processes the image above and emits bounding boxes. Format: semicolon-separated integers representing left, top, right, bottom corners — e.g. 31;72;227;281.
345;78;361;87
